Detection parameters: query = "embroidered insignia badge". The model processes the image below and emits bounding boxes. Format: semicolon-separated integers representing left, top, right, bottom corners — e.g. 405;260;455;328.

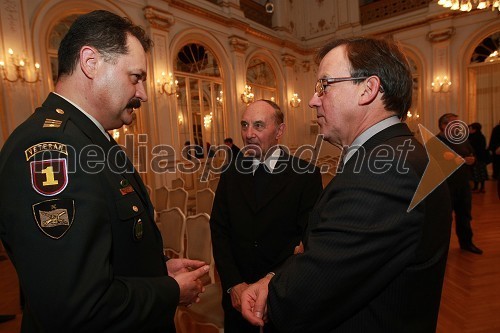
120;185;134;196
25;142;68;161
30;158;69;196
133;218;143;241
43;119;62;128
32;199;75;239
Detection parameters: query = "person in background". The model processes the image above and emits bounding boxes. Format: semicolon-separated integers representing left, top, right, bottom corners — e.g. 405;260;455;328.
224;137;241;163
488;121;500;180
211;100;323;332
468;122;489;193
0;10;208;332
437;114;483;254
241;37;452;333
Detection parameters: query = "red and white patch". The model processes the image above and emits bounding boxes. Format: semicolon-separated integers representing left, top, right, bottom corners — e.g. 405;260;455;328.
30;158;68;196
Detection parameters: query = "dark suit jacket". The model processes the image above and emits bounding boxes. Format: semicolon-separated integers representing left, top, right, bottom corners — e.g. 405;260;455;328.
210;151;323;293
0;93;179;332
267;123;452;333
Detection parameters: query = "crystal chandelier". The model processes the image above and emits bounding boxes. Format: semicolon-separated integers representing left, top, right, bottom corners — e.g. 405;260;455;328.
437;0;500;12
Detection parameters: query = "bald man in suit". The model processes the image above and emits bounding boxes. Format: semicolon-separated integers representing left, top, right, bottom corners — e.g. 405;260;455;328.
210;100;323;333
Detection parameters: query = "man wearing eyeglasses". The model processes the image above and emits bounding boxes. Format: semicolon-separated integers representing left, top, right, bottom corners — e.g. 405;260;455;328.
241;37;452;332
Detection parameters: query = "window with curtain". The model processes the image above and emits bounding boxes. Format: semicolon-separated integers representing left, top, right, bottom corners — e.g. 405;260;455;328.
245;57;277;102
174;43;224;158
468;32;500;140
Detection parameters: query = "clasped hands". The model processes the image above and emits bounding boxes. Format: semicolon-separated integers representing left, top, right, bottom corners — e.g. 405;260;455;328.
166;258;209;306
241;273;273;327
240;241;303;326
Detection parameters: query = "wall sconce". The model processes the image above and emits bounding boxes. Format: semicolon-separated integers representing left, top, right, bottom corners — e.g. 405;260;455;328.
431;76;451;93
240;85;254;104
178;114;184;125
157;71;178;96
204;112;213;129
289;93;301;108
216;91;223;105
0;48;40;83
407;110;420;119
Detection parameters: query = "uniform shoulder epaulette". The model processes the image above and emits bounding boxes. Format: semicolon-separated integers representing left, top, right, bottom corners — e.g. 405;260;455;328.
36;107;68;131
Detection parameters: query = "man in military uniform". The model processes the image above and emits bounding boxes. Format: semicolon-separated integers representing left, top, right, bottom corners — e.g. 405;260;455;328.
0;10;208;332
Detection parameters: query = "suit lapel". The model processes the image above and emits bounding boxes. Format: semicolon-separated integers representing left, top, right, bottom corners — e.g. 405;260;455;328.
234;155;293;213
244;154;294;213
255;158;291;211
235;157;259;212
315;123;414;209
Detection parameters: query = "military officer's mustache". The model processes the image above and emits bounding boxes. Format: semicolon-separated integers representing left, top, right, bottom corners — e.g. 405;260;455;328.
126;98;142;109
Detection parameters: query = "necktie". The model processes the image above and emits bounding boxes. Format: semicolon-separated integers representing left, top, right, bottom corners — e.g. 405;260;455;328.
254;163;271;202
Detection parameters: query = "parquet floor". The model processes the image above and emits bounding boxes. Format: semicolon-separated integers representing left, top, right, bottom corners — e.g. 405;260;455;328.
436;179;500;333
1;180;499;333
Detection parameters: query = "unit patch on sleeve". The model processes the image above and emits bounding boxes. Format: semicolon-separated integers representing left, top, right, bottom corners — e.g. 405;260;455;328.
30;158;68;196
32;199;75;239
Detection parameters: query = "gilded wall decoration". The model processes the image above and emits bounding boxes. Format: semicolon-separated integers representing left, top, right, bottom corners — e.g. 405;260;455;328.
2;0;19;34
281;54;296;67
309;16;334;35
426;28;455;44
302;61;310;73
143;6;175;31
228;36;249;53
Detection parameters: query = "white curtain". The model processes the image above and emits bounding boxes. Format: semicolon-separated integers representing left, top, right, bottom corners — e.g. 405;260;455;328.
469;63;500;144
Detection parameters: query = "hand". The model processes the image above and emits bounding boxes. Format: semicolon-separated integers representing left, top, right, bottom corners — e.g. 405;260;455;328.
166;258;206;277
230;282;249;312
173;265;209;306
294;241;304;254
241;275;272;327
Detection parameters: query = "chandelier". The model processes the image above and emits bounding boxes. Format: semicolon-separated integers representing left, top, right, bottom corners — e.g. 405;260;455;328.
437;0;500;11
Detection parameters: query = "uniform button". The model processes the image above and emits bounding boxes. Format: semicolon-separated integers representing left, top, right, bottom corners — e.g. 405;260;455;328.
132;205;139;212
56;108;65;114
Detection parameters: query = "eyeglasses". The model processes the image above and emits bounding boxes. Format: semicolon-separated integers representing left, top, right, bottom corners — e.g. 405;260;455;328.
314;77;368;97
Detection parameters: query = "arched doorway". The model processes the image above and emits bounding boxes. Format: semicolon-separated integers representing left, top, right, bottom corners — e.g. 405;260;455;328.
174;43;224;158
468;31;500;140
245;57;277;102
